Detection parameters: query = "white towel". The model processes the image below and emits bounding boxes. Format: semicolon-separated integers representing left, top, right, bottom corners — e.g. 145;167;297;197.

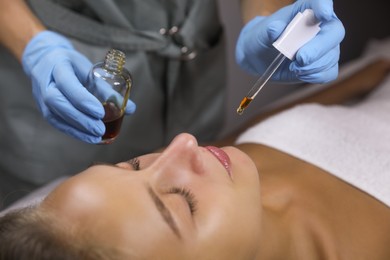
236;38;390;208
236;104;390;208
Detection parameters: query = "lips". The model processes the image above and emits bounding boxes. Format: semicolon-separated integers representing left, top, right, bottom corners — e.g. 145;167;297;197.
205;146;232;177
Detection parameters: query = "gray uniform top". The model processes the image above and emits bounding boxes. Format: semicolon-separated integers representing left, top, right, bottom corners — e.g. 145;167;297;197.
0;0;226;186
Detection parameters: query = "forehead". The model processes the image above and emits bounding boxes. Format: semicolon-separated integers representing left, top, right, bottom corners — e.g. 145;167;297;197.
41;165;184;257
42;165;142;220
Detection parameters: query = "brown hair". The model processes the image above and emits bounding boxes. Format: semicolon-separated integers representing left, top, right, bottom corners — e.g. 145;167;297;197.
0;206;123;260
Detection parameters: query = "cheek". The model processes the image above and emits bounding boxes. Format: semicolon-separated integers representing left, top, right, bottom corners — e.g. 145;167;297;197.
195;209;262;259
194;184;262;259
226;146;260;185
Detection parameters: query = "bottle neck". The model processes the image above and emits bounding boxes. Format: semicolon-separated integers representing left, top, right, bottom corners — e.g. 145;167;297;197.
103;49;126;73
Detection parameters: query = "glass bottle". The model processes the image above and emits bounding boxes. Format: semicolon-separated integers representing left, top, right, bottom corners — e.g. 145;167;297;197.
87;49;132;144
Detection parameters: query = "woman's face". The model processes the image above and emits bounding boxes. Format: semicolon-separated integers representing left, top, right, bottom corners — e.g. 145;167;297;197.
42;133;262;259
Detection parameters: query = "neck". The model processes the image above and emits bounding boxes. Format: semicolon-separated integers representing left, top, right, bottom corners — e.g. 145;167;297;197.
241;143;390;259
255;190;339;260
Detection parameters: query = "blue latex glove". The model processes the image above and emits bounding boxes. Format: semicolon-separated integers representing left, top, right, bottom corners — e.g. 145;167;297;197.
22;31;136;143
236;0;345;83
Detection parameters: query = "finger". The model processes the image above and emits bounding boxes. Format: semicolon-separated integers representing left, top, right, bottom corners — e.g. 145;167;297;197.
272;61;299;82
45;86;105;136
292;47;339;76
70;52;94;83
53;61;104;119
308;0;334;22
295;18;344;66
124;99;136;115
235;16;269;75
267;20;289;43
296;63;339;83
46;114;103;144
291;0;333;22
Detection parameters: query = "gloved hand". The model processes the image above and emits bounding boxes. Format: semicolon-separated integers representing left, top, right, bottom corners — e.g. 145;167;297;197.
236;0;345;83
22;31;136;143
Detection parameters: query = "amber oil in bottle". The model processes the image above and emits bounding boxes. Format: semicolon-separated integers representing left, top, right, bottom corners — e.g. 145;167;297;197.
88;49;132;144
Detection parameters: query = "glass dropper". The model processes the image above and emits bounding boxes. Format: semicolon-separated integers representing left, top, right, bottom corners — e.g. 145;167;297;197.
236;9;321;115
236;52;286;115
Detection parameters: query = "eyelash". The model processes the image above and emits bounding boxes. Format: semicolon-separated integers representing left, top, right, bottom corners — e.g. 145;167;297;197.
126;159;197;215
128;158;140;170
168;187;198;215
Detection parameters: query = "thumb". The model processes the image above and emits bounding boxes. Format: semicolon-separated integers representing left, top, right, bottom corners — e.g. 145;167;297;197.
125;99;136;115
267;20;288;43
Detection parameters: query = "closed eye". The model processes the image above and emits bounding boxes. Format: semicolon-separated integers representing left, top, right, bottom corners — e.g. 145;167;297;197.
168;187;198;215
127;158;140;170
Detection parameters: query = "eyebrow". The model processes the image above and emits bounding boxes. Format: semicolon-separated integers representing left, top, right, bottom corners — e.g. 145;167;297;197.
147;185;182;239
88;163;181;237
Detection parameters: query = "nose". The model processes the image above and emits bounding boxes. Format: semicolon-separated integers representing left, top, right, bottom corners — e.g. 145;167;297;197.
150;133;205;180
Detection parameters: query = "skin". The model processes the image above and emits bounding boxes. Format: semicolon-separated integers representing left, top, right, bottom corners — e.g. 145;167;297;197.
42;133;263;259
214;59;390;146
40;133;390;259
240;0;293;23
40;60;390;259
1;1;390;258
0;0;45;60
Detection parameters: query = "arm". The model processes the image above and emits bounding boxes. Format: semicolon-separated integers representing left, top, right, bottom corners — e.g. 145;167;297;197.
214;59;390;146
0;0;136;143
0;0;45;60
0;1;107;143
240;0;293;24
